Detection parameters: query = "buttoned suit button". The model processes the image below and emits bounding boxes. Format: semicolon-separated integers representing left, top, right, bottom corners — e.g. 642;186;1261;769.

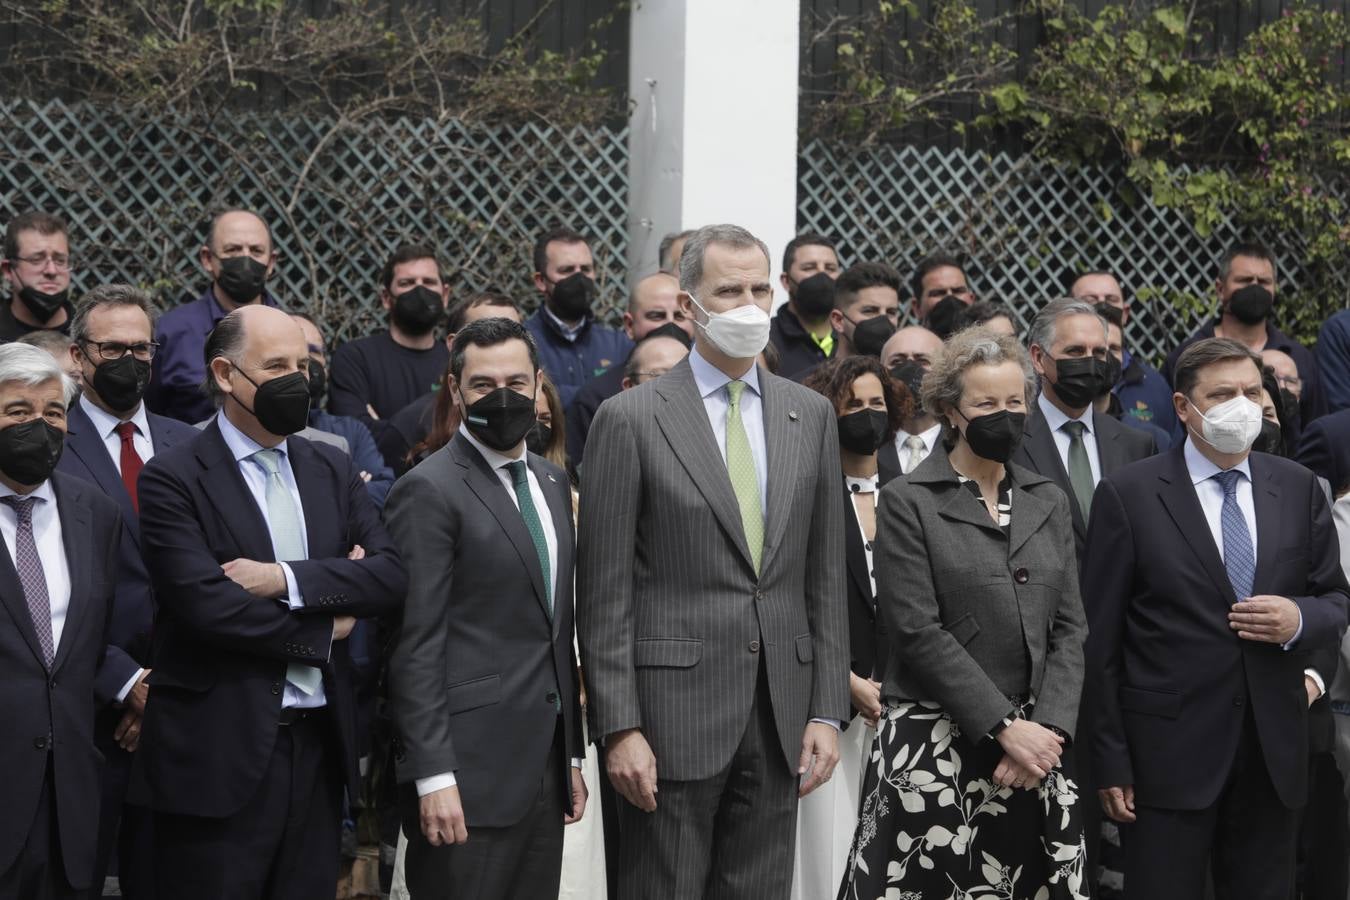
546;690;559;705
271;683;282;696
748;640;760;653
1233;696;1244;707
33;737;47;750
1013;568;1029;584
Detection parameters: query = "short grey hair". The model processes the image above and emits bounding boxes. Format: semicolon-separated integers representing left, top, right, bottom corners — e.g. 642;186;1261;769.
70;284;158;344
678;224;772;294
16;330;75;359
1027;297;1108;354
920;326;1036;421
0;342;75;406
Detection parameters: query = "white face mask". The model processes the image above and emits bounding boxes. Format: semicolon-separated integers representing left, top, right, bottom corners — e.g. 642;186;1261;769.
1190;395;1263;454
687;292;771;360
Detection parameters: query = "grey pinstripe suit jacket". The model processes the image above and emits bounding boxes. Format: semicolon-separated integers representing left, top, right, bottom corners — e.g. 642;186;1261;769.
577;357;851;782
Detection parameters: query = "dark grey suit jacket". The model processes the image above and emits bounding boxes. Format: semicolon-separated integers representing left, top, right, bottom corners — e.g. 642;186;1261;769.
577;357;850;782
1011;405;1156;558
875;450;1088;740
386;435;583;828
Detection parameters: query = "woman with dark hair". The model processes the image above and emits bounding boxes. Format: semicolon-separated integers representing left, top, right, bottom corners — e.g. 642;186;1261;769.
529;373;570;473
792;355;912;900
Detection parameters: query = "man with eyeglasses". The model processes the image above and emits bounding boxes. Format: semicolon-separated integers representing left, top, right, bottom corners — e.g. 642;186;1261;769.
145;208;280;424
54;284;197;900
0;210;76;343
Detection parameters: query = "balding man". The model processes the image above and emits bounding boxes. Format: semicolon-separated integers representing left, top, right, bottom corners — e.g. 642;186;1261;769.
565;272;692;471
145;209;281;424
878;325;944;481
622;334;689;391
132;305;406;899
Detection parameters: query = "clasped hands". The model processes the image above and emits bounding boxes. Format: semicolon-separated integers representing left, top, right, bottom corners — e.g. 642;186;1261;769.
1228;595;1300;645
992;719;1064;792
220;544;366;641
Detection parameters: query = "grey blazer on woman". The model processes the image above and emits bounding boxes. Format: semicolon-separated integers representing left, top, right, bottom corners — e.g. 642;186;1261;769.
875;448;1087;740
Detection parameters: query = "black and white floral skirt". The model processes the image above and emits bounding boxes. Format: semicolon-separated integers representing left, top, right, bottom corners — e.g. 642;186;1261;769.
837;700;1089;900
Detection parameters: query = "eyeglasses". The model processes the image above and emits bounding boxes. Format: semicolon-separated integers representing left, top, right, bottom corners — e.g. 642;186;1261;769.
81;340;159;362
11;253;73;271
1275;374;1302;390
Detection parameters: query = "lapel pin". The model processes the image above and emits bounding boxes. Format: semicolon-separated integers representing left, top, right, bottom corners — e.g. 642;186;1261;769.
547;473;559;483
788;410;799;421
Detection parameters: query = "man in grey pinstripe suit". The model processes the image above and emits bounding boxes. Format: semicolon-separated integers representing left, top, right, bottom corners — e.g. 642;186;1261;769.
577;224;850;899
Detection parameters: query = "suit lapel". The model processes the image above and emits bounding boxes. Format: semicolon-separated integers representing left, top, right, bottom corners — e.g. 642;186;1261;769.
530;455;573;635
50;476;93;671
0;518;45;667
1024;408;1085;539
64;403;139;545
1249;455;1281;595
1008;476;1056;558
760;371;801;570
653;363;755;573
1093;411;1126;476
287;438;339;558
841;485;873;605
195;422;275;563
1156;449;1234;602
454;437;551;622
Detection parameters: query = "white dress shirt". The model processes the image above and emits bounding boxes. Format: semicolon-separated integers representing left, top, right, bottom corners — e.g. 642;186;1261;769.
1182;438;1320;692
0;478;71;657
80;394;153;473
416;425;578;798
1039;392;1101;485
893;421;943;472
688;347;768;515
217;412;326;709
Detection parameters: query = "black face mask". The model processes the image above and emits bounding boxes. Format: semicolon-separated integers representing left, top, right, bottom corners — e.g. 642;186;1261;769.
16;284;68;322
526;421;552;455
837;408;889;456
1048;356;1107;409
645;321;693;348
889;360;926;401
391;285;443;335
463;387;537;452
89;352;151;413
547;273;597;321
1097;354;1123;399
0;418;64;486
215;256;268;305
307;359;327;402
230;366;311;436
792;273;836;320
1228;284;1274;325
1253;418;1285;457
849;315;896;358
1279;386;1301;432
922;295;966;340
956;408;1026;463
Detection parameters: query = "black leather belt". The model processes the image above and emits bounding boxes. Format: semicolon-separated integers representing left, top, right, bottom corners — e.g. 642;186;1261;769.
278;707;324;726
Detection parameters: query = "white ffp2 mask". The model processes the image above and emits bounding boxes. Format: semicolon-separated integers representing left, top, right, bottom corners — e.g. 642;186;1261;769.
687;293;772;360
1191;395;1263;454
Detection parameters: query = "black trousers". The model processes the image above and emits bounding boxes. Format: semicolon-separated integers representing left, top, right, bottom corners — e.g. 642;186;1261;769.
401;724;567;900
615;667;799;900
1296;751;1349;900
0;757;79;900
90;716;155;900
1123;714;1299;900
153;711;344;900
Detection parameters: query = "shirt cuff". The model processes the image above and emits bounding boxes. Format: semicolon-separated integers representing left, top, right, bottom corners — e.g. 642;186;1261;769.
1306;668;1326;699
809;717;841;731
115;668;146;704
571;757;583;770
415;773;457;797
279;563;303;610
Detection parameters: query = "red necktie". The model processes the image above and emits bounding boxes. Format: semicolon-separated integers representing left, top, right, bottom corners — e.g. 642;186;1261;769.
115;422;144;512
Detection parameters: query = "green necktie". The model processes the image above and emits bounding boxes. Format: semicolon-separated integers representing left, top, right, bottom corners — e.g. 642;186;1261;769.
1062;420;1095;520
725;381;764;574
507;461;552;615
253;449;322;697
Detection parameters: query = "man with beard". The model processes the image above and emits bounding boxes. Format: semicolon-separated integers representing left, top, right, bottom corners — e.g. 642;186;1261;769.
767;233;841;379
145;209;281;424
0;211;76;343
523;228;631;409
327;244;451;442
1163;242;1325;426
827;262;901;360
54;285;198;898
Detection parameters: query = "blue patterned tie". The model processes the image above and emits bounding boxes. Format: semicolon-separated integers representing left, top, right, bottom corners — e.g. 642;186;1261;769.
1214;470;1255;600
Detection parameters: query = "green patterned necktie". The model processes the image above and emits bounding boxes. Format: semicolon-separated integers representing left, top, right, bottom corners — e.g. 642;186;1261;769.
1062;420;1095;520
725;381;764;574
507;461;552;615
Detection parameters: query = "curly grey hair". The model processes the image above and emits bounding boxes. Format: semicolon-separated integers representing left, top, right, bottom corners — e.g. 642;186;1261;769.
920;326;1037;422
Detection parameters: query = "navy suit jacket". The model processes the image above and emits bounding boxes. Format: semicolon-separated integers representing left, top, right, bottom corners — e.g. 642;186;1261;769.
130;420;407;818
1296;408;1350;496
1082;446;1349;811
56;400;197;702
0;473;120;890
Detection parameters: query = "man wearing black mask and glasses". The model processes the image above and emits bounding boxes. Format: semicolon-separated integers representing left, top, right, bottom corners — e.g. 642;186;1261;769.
0;210;77;343
132;304;406;899
768;232;842;379
524;227;631;410
145;209;281;425
54;285;197;900
1162;241;1326;427
327;244;451;445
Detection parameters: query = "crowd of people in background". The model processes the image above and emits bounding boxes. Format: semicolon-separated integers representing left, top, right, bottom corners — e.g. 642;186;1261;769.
0;207;1348;900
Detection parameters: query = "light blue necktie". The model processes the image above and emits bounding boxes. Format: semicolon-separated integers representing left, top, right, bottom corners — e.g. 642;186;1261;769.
1214;469;1255;600
253;449;322;697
